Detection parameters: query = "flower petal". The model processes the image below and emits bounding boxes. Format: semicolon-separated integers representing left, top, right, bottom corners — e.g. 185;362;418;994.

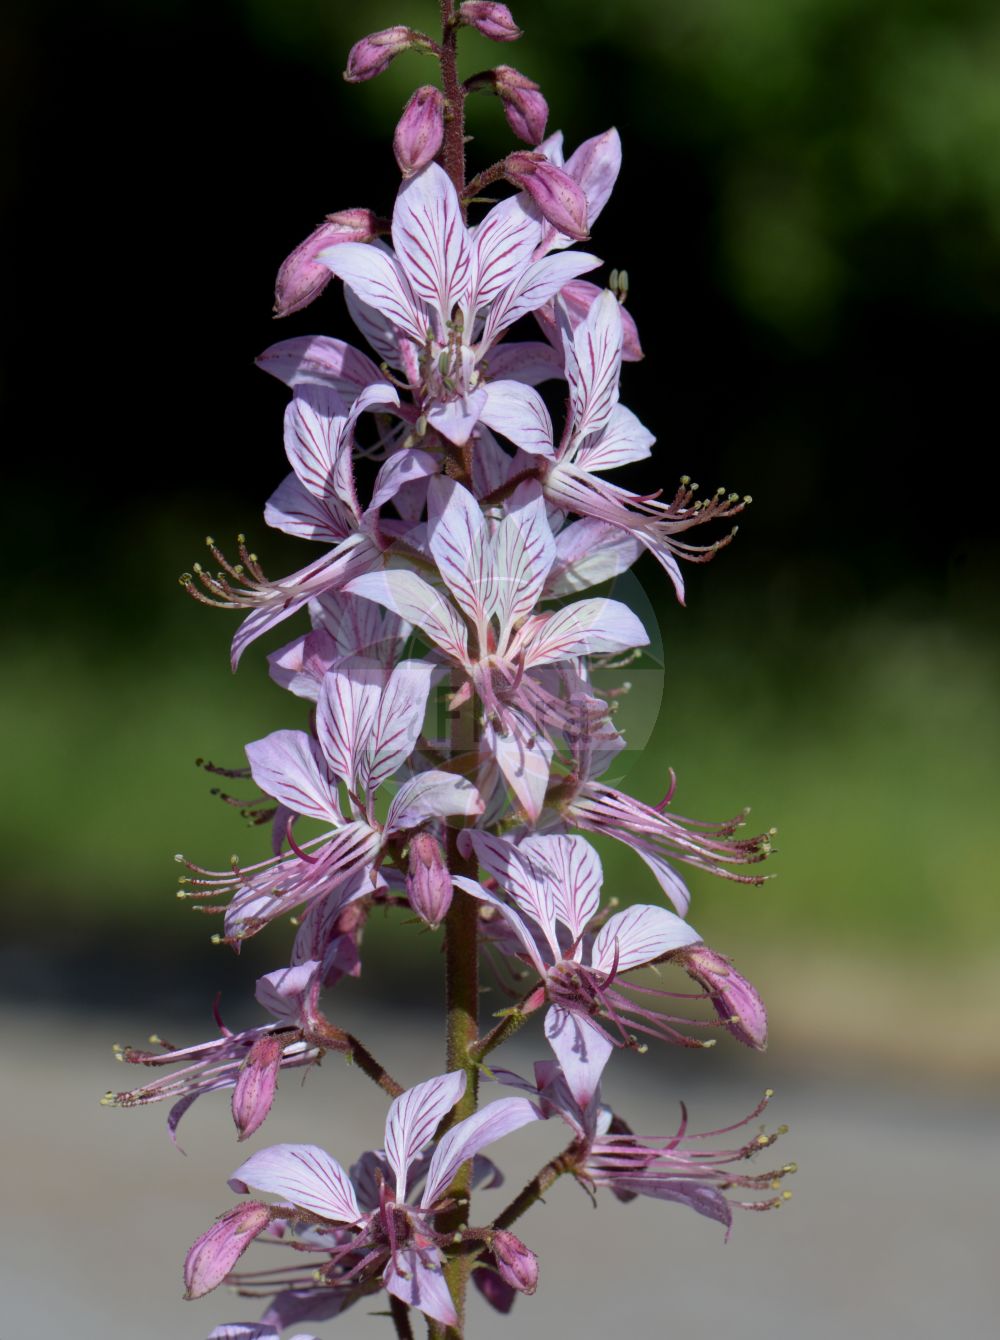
392;163;472;327
591;903;701;975
245;730;341;824
344;569;470;665
421;1098;539;1208
516;596;648;668
480;251;602;351
467;192;542;315
385;770;484;832
228;1144;361;1224
427;476;498;634
451;875;547;976
519;833;602;941
255;334;384;400
384;1248;458;1328
479;380;554;456
543;1006;612;1110
563;288;622;442
384;1071;466;1202
318;240;427;344
463;830;559;955
493;479;556;635
544;517;643;595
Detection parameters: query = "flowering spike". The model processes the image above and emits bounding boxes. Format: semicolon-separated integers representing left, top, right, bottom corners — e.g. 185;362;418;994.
393;86;446;179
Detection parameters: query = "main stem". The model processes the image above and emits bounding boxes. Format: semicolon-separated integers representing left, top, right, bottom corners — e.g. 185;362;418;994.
427;10;478;1338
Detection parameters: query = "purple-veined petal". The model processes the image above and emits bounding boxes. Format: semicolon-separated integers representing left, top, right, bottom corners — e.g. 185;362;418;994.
361;658;436;792
467;193;542;316
385;770;484;833
344;286;412;368
544;517;643;595
536;129;565;165
255;962;319;1021
591;903;701;975
392;164;472;327
228;1144;361;1224
564;288;622;441
480;251;602;351
264;473;355;544
425;386;489;446
421;1098;539;1208
315;658;385;788
184;1202;272;1299
464;829;559;955
255;335;384;400
451;875;547;974
229;532;383;670
479;380;554;457
484;340;565;385
609;1177;732;1230
263;1285;356;1328
384;1248;458;1328
482;711;554;824
535;278;643;362
318;241;427;344
470;425;515;500
312;589;407;660
427;476;498;634
574;403;654;472
384;1071;466;1201
543;1006;612;1110
630;845;694;917
245;730;341;824
516;596;648;668
283;384;354;504
368;448;440;513
519;833;601;940
493;479;556;635
345;569;470;665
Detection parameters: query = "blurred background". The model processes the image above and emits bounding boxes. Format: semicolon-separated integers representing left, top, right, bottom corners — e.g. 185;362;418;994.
3;0;998;1335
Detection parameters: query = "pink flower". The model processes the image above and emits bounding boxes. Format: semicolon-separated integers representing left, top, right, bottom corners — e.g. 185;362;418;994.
187;1071;539;1327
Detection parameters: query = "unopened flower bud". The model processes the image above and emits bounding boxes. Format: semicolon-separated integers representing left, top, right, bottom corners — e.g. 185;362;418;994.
459;3;522;42
505;152;588;239
344;27;423;83
406;832;453;928
273;210;381;318
231;1034;284;1140
491;1229;539;1294
494;65;548;144
673;945;768;1051
394;86;446;178
472;1260;517;1314
184;1201;271;1299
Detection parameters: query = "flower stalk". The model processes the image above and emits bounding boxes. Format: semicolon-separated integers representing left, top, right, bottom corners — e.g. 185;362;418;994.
108;4;790;1336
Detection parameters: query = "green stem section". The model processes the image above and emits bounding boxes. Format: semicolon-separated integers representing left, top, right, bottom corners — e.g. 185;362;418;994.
493;1144;579;1231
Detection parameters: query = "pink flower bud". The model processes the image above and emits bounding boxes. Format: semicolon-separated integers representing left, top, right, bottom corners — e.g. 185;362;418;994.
491;1230;539;1294
673;945;768;1051
273;210;381;318
406;832;453;928
183;1201;271;1299
505;152;589;240
231;1034;284;1141
344;27;421;83
472;1261;517;1314
393;86;446;178
494;65;548;144
459;3;522;41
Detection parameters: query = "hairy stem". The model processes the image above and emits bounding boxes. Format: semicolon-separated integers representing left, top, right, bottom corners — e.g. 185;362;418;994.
469;989;541;1063
390;1295;415;1340
438;0;467;202
494;1143;579;1231
304;1019;404;1098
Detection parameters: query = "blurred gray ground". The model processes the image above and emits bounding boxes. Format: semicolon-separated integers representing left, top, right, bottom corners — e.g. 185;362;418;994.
5;1004;998;1340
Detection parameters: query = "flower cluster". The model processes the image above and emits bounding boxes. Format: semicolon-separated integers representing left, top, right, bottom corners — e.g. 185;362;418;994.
109;6;790;1336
